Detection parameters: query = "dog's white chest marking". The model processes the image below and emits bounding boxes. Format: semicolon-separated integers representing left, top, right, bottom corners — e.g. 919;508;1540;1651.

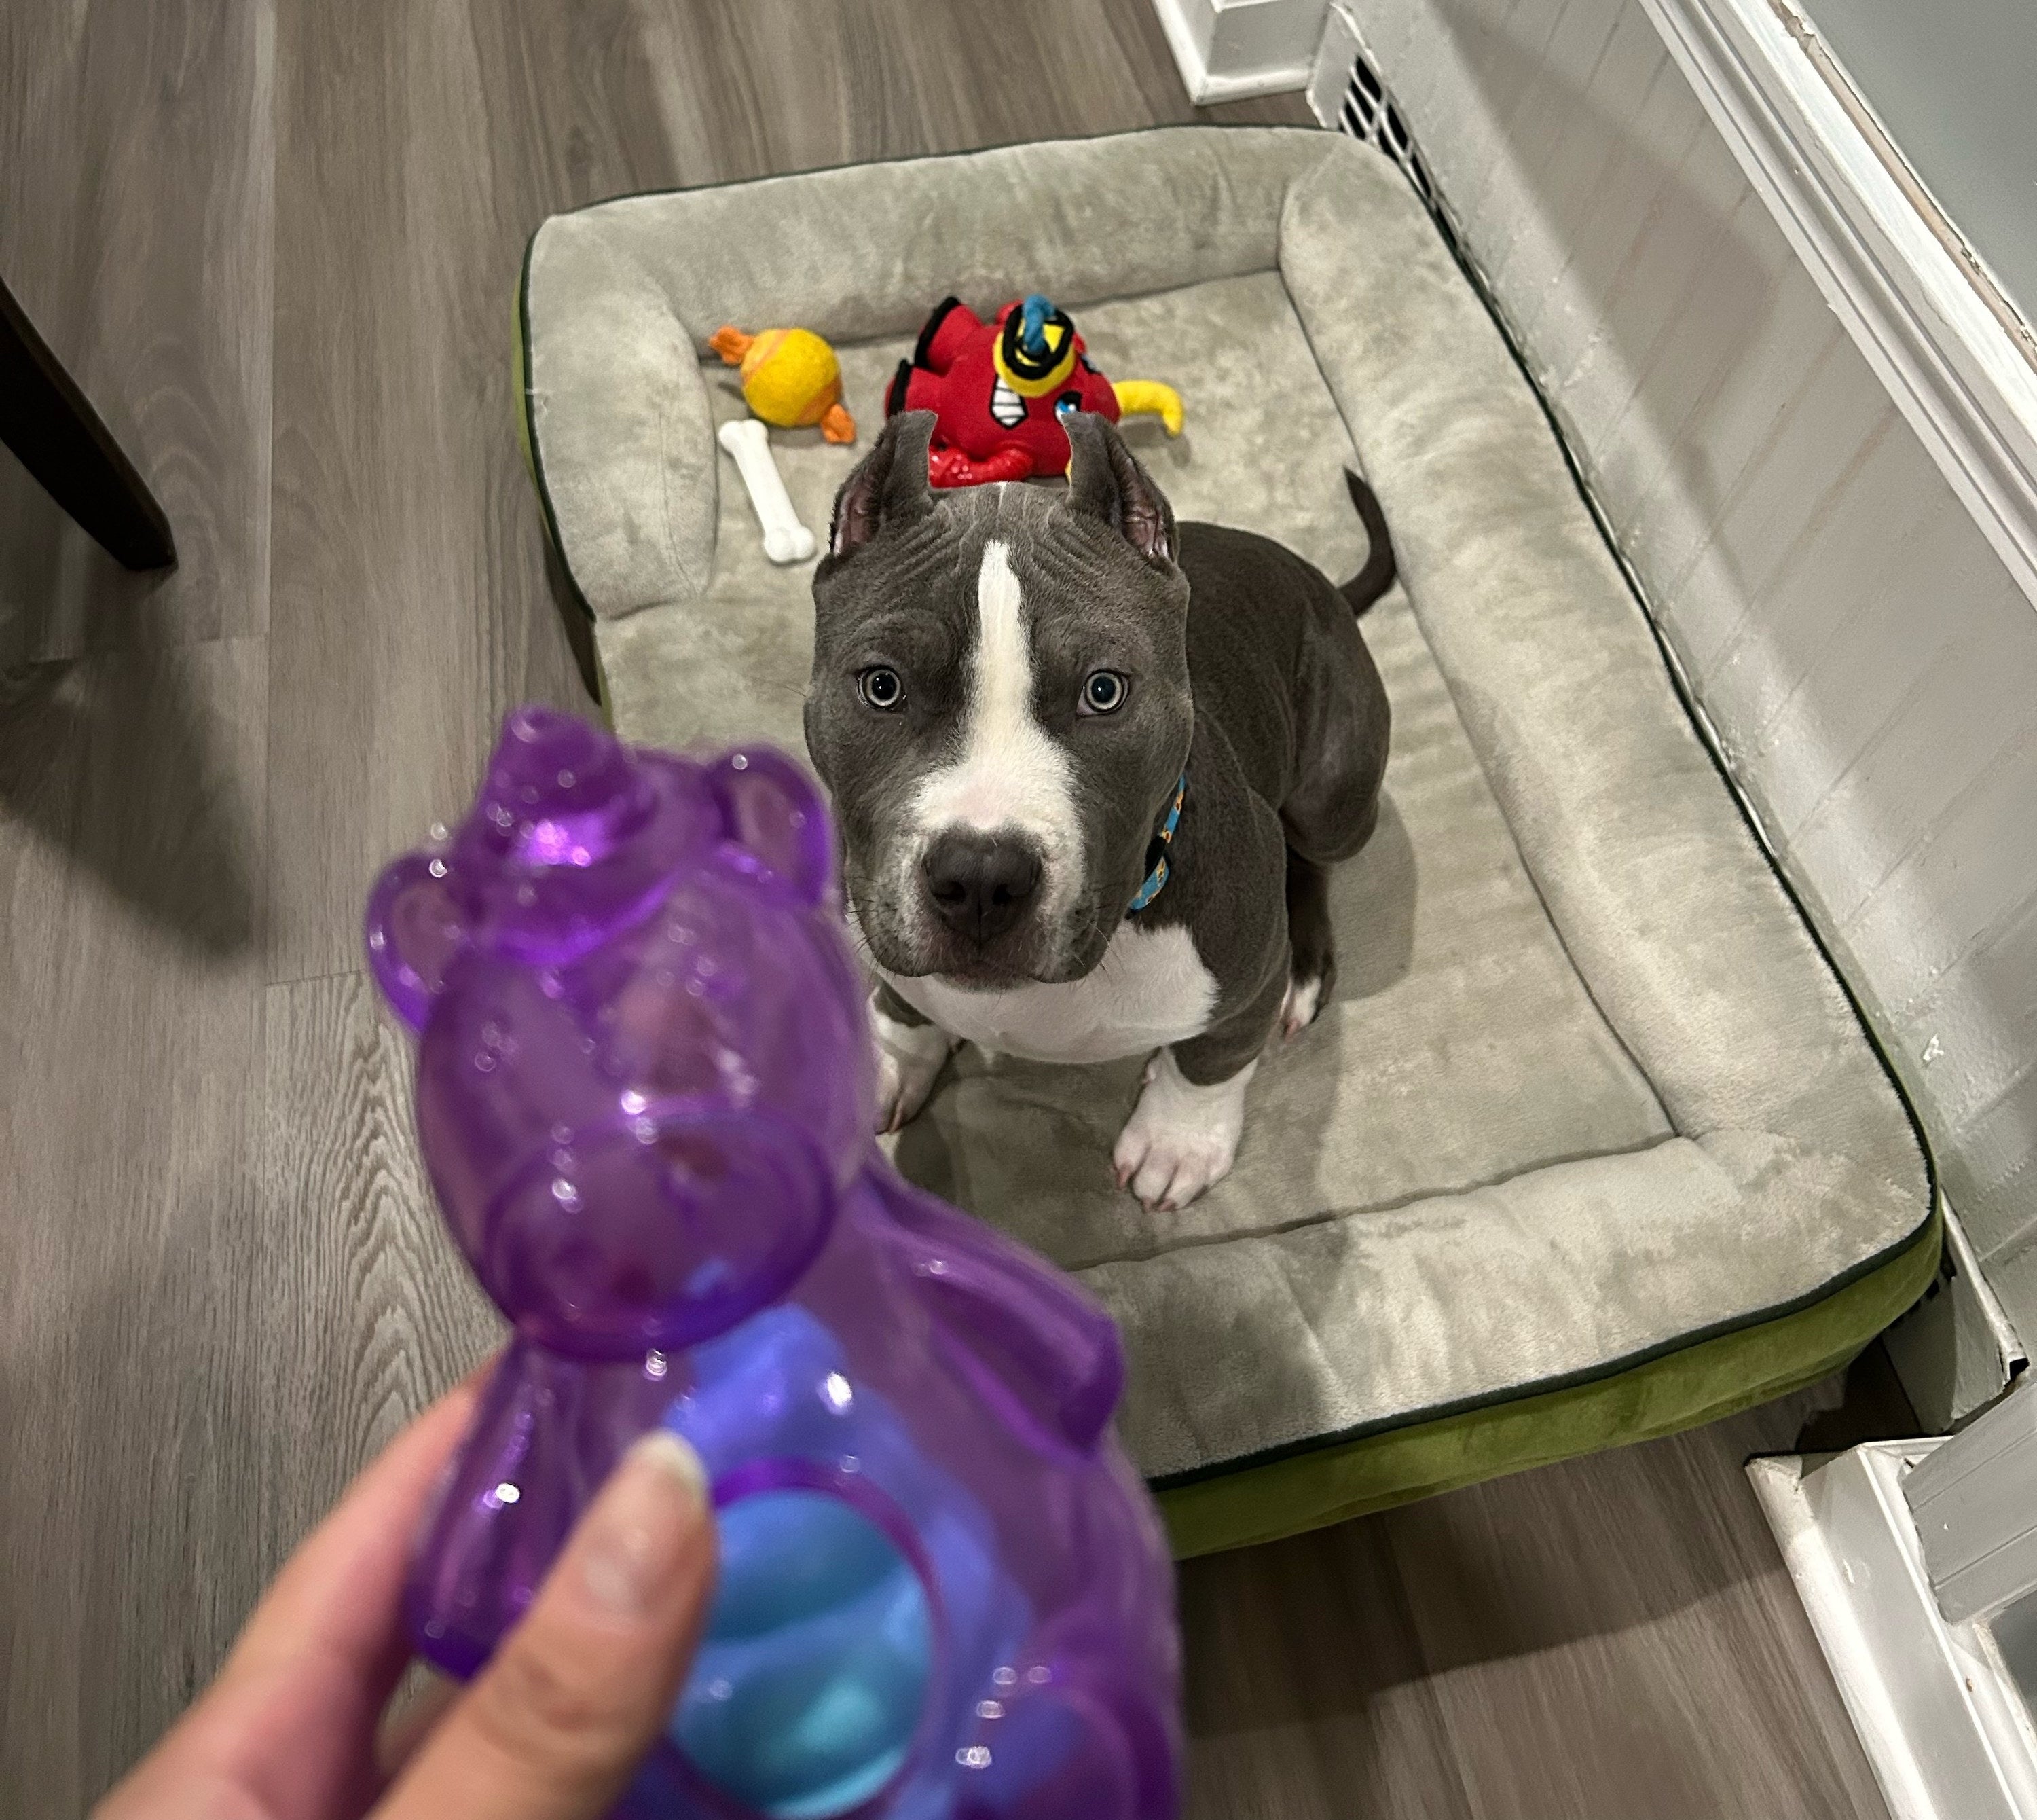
884;921;1220;1065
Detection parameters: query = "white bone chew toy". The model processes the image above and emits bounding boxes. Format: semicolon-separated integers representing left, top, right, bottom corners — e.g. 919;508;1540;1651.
717;418;815;565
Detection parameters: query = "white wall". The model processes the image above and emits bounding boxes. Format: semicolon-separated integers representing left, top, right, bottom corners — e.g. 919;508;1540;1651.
1340;0;2037;1341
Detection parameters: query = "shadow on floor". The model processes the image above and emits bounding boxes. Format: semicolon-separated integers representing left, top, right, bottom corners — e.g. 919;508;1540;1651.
1179;1337;1917;1731
1790;1337;1918;1453
0;650;259;958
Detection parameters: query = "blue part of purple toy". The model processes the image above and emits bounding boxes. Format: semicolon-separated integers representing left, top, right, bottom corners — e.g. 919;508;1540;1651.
363;707;1182;1820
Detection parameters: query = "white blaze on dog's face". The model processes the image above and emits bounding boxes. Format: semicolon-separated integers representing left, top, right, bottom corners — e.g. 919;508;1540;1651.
805;412;1192;987
903;539;1083;947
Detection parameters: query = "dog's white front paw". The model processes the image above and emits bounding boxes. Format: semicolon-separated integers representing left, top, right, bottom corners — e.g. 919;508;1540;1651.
871;995;957;1134
1112;1051;1255;1212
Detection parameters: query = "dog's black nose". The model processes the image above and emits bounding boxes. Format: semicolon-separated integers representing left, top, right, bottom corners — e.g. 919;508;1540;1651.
921;832;1042;943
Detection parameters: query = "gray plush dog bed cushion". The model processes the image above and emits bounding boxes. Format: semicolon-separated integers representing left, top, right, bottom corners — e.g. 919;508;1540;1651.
521;129;1931;1518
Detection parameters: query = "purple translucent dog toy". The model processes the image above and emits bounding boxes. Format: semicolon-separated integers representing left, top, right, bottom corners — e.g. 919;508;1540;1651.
363;707;1181;1820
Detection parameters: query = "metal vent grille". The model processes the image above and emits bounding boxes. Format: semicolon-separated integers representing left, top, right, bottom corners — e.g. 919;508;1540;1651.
1334;48;1461;255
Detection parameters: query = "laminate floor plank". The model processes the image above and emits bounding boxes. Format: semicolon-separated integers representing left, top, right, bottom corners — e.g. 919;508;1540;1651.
1169;1351;1909;1820
634;0;1310;185
0;642;269;1815
251;974;501;1562
0;0;274;661
1378;1391;1898;1820
1181;1518;1478;1820
263;0;634;987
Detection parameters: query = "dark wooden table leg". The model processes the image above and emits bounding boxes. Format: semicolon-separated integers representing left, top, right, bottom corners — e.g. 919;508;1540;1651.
0;271;177;570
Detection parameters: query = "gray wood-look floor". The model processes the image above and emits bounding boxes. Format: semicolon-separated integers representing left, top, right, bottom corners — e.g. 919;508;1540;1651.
0;3;1903;1815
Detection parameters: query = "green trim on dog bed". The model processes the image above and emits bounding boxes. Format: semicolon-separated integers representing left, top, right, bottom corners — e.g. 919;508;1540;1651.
514;127;1937;1555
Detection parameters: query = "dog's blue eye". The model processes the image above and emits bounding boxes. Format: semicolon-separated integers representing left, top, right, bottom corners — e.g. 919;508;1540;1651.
1082;670;1128;714
858;667;904;712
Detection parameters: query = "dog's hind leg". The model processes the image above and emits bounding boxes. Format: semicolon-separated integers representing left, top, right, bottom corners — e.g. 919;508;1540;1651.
1281;848;1337;1040
1274;563;1391;1040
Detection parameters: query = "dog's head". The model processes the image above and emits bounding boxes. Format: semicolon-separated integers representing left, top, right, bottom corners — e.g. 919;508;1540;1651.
805;411;1191;988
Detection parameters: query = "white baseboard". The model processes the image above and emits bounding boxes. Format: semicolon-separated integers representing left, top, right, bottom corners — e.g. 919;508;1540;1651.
1150;0;1320;103
1750;1444;2037;1820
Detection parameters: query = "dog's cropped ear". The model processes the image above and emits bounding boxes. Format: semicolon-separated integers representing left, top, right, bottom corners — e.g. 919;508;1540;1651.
1063;412;1177;569
827;411;936;560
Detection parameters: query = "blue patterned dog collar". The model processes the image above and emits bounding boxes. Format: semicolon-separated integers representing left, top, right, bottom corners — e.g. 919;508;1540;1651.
1125;772;1187;916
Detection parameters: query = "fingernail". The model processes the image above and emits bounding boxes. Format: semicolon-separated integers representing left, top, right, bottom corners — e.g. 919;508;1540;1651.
629;1427;711;1502
575;1430;710;1620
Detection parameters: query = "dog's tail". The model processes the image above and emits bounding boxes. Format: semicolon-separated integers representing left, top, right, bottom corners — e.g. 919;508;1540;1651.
1339;471;1397;618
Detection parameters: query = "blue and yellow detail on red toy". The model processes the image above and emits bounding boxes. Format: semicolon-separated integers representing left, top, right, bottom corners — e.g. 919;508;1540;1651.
885;293;1184;488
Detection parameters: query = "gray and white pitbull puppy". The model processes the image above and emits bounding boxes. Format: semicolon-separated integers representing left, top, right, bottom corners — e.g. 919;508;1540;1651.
805;410;1391;1212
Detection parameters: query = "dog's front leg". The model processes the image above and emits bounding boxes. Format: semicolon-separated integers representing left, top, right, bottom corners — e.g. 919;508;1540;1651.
870;981;958;1134
1112;967;1283;1212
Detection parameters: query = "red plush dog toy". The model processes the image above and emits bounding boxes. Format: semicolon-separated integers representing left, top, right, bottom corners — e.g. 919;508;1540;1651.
884;293;1184;488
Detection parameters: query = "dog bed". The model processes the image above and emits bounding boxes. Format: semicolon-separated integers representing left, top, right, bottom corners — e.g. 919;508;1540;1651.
517;127;1934;1556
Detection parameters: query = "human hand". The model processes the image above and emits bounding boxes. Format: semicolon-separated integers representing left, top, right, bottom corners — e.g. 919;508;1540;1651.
94;1374;716;1820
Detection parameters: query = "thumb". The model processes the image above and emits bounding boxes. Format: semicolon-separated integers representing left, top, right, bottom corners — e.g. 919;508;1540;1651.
374;1429;716;1820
